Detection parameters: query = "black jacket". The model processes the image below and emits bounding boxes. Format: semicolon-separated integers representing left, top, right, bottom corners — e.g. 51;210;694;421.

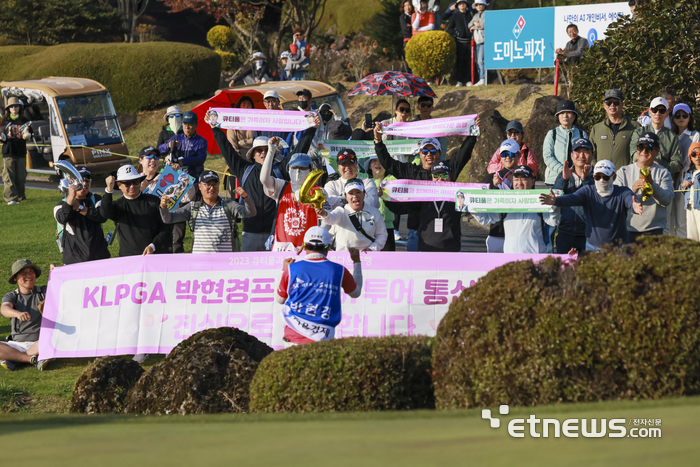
553;170;594;237
157;125;183;147
387;199;462;252
400;12;413;40
447;10;473;41
100;192;172;256
212;126;317;234
2;115;32;157
55;193;110;265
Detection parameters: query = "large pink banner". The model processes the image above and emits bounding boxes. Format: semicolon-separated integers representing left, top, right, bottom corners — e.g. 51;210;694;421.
39;252;565;358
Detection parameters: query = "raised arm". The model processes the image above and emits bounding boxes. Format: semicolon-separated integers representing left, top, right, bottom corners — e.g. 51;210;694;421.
213;127;250;177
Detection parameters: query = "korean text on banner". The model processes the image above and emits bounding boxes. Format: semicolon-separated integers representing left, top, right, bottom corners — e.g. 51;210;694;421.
207;108;316;132
554;2;630;50
383;179;489;202
381;115;480;138
485;7;554;70
38;252;565;358
457;189;561;213
320;139;422;160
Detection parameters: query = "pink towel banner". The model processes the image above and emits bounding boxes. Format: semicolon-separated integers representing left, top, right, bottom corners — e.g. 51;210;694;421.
381;114;480;138
382;179;489;202
207;107;316;132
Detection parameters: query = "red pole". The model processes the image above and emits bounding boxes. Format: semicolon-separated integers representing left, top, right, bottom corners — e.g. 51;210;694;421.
471;39;475;85
554;59;560;96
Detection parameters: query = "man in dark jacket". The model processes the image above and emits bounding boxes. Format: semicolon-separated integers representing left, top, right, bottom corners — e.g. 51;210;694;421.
447;0;473;86
100;165;172;256
53;167;110;265
2;96;33;204
158;111;207;182
589;89;640;169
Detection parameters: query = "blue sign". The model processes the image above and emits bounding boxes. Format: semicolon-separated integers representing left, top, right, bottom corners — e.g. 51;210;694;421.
484;8;555;70
587;28;598;43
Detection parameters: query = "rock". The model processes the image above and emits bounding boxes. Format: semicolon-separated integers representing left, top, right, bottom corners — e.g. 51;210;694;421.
70;356;144;414
514;84;542;106
510;79;532;85
460;96;500;116
333;35;350;52
326;24;338;36
434;90;470;111
557;83;569;99
466;109;509;183
117;113;137;132
332;81;347;93
349;100;382;128
541;72;556;84
523;95;562;180
124;327;273;415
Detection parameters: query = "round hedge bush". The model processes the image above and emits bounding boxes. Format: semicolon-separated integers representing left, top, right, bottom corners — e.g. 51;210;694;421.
433;237;700;409
216;50;238;72
70;356;144;414
0;43;221;113
249;336;435;413
405;31;456;82
207;25;236;50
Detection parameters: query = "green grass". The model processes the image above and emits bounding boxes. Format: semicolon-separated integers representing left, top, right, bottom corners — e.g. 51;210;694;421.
0;396;698;466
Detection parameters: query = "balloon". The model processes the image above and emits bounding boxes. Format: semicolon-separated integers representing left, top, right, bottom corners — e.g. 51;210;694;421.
298;169;326;210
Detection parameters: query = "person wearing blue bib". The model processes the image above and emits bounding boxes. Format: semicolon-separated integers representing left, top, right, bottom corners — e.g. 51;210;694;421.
275;227;363;345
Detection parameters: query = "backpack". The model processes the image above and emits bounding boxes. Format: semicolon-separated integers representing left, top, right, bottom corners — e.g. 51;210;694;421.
55;194;98;253
189;199;240;252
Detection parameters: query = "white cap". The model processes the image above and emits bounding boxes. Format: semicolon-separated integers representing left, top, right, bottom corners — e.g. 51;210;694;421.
593;160;615;177
499;139;520;154
264;90;279;100
419;137;441;151
304;226;331;246
251;52;266;60
473;0;489;5
116;165;145;182
650;96;669;110
344;180;365;194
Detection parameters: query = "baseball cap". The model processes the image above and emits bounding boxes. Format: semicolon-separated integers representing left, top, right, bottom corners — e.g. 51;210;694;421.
116;165;145;183
430;161;450;175
505;121;524;133
263;90;279;100
296;89;312;98
344;178;365;194
419;137;441;151
593;160;615;177
513;165;534;178
304;226;331;247
9;259;41;284
288;153;312;169
650;96;668;110
604;89;623;101
673;103;691;115
77;167;92;180
139;146;160;158
337;148;357;164
182;111;198;124
199;170;219;183
499;139;520;154
572;138;593;151
637;131;660;149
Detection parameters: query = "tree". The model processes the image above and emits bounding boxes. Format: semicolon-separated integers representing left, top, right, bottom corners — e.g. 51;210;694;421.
571;0;700;127
367;0;403;61
0;0;123;45
116;0;150;43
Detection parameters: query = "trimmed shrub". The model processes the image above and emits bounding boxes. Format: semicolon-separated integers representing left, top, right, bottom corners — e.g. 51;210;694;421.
124;327;272;415
405;31;456;82
207;25;236;50
433;237;700;409
0;42;221;113
249;336;435;413
216;50;238;72
70;356;144;414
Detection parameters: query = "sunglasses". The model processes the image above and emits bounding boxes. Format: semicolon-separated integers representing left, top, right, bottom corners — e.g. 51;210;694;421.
142;154;159;160
397;107;411;113
674;112;689;119
637;145;655;153
593;174;611;181
119;180;139;187
167;113;182;118
421;148;438;155
650;107;667;114
337;154;357;163
419;103;433;108
432;173;450;180
691;151;700;159
604;100;621;107
500;151;518;159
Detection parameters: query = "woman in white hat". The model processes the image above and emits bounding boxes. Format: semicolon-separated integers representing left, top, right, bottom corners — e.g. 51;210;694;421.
157;105;183;147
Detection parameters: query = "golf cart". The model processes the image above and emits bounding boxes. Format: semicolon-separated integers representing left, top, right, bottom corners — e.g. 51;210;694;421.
0;77;130;176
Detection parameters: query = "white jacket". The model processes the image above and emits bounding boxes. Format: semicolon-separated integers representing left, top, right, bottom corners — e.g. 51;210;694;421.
473;211;560;254
323;203;388;251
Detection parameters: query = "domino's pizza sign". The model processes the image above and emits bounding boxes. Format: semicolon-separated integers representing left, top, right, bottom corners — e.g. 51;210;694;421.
512;15;525;39
485;8;554;70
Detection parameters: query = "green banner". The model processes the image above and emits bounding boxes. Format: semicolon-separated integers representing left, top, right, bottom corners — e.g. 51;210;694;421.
320;139;421;160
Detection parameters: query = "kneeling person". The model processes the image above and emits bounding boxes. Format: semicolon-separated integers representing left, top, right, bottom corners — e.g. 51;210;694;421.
275;227;363;345
473;165;560;254
1;260;49;371
316;179;388;251
160;171;256;253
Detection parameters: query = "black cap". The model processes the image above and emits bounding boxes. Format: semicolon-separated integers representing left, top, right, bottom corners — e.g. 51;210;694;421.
555;100;579;116
77;167;92;179
513;165;535;178
337;148;357;164
199;170;220;183
430;161;450;175
637;132;660;149
296;89;312;98
604;89;623;101
139;146;160;158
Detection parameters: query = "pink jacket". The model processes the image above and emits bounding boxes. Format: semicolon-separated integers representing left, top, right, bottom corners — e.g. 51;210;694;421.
487;144;538;177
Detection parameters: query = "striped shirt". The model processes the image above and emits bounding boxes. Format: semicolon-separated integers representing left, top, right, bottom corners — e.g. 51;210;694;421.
192;202;232;253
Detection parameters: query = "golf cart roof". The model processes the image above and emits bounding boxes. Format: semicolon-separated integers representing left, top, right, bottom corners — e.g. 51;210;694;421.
0;77;107;98
228;81;340;104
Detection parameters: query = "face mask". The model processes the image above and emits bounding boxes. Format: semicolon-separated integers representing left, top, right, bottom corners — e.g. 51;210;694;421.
290;168;310;188
255;60;263;69
298;100;309;110
595;178;614;197
169;115;183;134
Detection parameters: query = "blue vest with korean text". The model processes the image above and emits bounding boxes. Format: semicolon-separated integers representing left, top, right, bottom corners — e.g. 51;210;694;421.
286;259;345;328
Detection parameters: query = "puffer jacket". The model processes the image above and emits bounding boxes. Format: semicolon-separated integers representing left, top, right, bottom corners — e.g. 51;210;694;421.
542;126;588;185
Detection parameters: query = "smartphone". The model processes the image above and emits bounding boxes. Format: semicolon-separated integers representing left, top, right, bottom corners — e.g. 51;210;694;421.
365;113;372;129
